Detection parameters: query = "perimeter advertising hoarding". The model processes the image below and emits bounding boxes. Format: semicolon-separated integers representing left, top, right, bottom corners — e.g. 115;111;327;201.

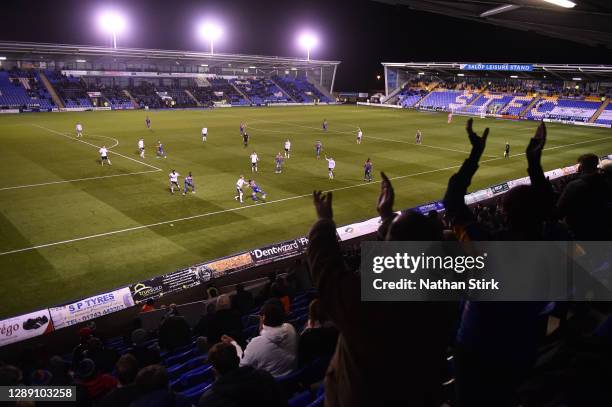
49;287;134;330
0;309;53;348
250;238;309;265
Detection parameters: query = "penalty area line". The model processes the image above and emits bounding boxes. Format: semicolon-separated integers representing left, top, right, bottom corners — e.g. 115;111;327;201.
31;124;162;171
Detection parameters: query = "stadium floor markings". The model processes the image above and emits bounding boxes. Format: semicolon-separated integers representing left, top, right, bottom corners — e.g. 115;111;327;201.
31;124;163;172
0;169;161;192
0;159;483;257
1;128;610;256
247;118;498;157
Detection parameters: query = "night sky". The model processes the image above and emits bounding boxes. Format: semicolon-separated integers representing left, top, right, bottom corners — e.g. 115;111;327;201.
1;0;611;91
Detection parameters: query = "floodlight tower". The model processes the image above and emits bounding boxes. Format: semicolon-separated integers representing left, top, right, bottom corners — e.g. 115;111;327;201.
99;12;126;49
199;21;223;55
298;33;318;61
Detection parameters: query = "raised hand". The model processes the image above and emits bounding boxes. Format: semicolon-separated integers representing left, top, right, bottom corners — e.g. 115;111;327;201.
313;190;333;220
526;121;547;164
466;118;489;159
377;172;395;219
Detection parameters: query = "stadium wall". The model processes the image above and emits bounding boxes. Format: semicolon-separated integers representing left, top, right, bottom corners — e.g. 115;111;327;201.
2;154;610;353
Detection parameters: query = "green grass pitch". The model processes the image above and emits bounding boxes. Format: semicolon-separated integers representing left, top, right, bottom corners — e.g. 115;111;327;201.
1;105;611;318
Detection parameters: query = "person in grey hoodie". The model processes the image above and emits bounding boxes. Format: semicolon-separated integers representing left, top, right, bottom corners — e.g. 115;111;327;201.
239;299;297;377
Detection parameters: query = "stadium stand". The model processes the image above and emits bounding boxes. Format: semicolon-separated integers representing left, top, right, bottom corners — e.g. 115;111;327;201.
499;95;534;116
595;104;612;125
45;70;93;108
0;69;54;110
231;78;290;105
459;93;514;114
129;82;163;109
272;76;332;103
417;89;479;111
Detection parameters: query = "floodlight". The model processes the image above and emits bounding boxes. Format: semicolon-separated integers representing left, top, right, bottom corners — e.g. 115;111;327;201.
99;11;126;48
198;21;223;54
541;0;576;8
298;32;318;61
0;56;6;60
572;77;582;81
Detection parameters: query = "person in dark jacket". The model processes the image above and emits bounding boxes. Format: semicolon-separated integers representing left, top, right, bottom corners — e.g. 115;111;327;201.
231;283;254;315
298;299;338;367
98;354;140;407
127;329;161;368
198;342;288;407
158;315;192;352
206;295;243;346
131;365;191;407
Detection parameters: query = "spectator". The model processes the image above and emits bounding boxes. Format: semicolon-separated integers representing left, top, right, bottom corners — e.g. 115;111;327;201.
195;336;210;355
98;354;140;407
194;302;216;338
128;329;161;368
298;299;338;367
270;282;291;314
308;177;457;406
158;315;192;352
239;299;297;377
48;356;72;386
206;294;243;346
0;364;23;385
131;365;191;407
199;342;288;407
83;337;118;374
206;283;220;299
140;298;156;313
231;283;254;315
557;153;612;240
74;358;118;401
72;327;94;368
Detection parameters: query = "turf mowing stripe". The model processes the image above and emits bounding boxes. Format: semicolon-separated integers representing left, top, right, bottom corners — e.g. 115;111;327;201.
0;169;161;191
31;124;163;171
1;128;609;257
246;118;498;157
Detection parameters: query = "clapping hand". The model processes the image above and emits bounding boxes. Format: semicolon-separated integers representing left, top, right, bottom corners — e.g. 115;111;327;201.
313;190;333;220
466;118;489;159
377;172;395;219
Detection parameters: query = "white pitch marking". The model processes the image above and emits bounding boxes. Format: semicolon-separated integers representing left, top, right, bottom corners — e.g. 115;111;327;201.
0;170;160;192
247;118;497;157
2;126;610;256
31;124;162;171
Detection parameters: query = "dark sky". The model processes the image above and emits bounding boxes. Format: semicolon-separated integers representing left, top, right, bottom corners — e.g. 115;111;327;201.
1;0;610;91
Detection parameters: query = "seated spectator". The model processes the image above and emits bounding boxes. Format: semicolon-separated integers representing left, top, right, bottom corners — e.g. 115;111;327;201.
270;282;291;314
140;298;156;313
199;342;288;407
0;364;23;385
98;354;140;407
131;365;191;407
72;327;94;368
207;295;244;345
206;283;220;299
239;299;297;377
298;299;338;367
83;337;118;374
48;355;73;386
195;336;210;355
74;358;118;401
194;302;216;338
158;315;192;352
128;329;161;368
231;283;254;315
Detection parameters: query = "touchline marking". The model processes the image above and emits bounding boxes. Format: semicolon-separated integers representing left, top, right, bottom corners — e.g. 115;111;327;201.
0;170;160;192
31;124;162;172
1;130;609;256
0;161;472;256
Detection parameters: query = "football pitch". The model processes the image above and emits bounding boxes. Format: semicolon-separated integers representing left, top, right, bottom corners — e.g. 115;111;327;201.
1;105;611;318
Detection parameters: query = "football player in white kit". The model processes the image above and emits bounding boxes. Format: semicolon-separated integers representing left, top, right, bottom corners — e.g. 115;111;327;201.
234;175;246;203
250;152;259;172
99;146;112;166
202;127;208;143
76;123;83;138
138;138;145;158
325;156;335;179
169;170;181;194
284;139;291;158
356;127;363;144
